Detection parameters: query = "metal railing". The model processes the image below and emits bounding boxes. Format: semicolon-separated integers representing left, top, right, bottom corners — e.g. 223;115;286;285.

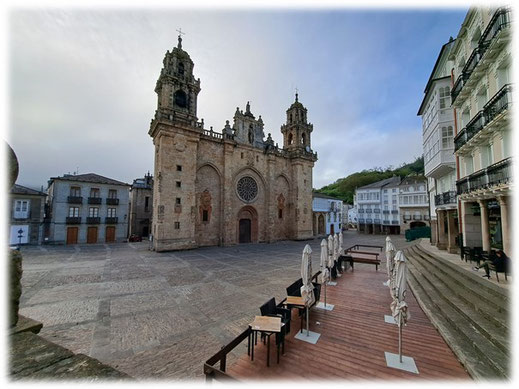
106;198;119;205
67;196;83;204
456;157;512;195
434;190;457;206
86;217;101;224
88;197;102;204
451;7;511;104
66;217;81;224
454;84;512;151
105;217;118;224
391;220;399;225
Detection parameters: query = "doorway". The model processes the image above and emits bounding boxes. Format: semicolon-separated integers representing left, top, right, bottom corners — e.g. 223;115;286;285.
330;224;335;235
239;219;251;243
87;227;98;244
66;227;78;245
105;226;116;243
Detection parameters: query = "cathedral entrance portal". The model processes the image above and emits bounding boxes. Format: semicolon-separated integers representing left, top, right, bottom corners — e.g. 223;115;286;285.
239;219;251;243
237;206;258;244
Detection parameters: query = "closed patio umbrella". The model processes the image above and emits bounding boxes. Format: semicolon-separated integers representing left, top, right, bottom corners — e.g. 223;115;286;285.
334;233;341;277
327;235;334;268
385;236;396;287
300;244;315;335
390;250;410;362
317;239;332;310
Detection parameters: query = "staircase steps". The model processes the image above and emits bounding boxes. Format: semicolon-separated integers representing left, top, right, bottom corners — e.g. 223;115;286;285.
403;244;510;380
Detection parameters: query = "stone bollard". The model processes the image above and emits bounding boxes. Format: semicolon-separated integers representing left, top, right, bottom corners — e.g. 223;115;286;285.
9;249;23;327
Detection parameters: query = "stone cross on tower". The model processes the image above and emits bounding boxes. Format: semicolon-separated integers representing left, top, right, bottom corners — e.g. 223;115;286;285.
176;28;185;49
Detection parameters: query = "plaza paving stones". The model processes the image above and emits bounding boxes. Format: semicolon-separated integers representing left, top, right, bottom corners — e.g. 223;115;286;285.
18;231;411;380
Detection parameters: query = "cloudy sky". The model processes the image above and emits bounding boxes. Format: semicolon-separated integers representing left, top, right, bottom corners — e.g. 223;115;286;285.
7;4;468;190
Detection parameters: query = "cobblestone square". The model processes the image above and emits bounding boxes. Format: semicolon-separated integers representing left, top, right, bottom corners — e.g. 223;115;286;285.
19;231;409;379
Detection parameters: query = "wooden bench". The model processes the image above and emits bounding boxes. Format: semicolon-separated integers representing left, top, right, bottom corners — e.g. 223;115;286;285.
341;250;381;271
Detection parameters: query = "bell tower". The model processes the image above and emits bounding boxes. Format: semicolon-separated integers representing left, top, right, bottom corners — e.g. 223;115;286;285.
154;33;201;125
281;92;313;151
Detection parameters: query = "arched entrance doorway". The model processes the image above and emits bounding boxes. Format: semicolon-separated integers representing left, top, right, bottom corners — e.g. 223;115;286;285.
318;214;325;235
330;224;335;235
237;206;258;244
410;221;426;229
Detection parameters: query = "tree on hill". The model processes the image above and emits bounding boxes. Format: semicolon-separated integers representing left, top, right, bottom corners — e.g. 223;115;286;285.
316;156;424;204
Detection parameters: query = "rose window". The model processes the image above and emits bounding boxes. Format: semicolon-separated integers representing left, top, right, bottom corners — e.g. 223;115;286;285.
237;176;258;202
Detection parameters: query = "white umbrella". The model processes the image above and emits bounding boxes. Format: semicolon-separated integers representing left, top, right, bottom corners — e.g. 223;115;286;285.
390;250;410;363
385;236;396;287
333;234;339;262
327;235;334;268
300;244;315;335
339;231;344;255
318;239;330;307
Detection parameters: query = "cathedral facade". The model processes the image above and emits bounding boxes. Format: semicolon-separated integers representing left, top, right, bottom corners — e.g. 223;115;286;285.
148;36;317;251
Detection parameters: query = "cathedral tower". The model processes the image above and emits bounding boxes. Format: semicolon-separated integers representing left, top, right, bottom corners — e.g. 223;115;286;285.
154;34;201;125
281;93;313;151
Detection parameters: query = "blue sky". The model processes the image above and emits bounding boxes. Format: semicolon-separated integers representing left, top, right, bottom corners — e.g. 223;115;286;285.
7;7;468;190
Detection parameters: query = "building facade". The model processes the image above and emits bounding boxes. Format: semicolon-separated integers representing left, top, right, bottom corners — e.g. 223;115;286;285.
418;38;459;253
347;206;357;229
450;7;512;255
45;173;130;244
312;193;343;236
129;173;153;239
149;36;317;251
398;176;430;235
355;176;401;235
9;184;46;245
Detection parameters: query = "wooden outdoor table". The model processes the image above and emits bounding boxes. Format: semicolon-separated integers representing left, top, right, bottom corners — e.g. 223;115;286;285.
248;316;281;367
284;296;308;334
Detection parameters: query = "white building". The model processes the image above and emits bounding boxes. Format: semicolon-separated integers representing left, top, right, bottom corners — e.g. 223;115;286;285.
347;206;357;228
355;176;401;234
418;37;459;252
451;7;512;256
398;176;430;235
312;193;343;236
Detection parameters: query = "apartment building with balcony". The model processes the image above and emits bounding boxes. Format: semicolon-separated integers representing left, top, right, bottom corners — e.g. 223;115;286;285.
45;173;130;244
398;176;430;236
450;7;512;256
129;172;153;239
355;176;401;235
418;37;459;253
312;192;343;236
9;184;46;245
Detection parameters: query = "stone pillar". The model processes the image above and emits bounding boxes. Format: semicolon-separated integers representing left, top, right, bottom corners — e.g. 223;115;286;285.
446;210;458;254
478;199;490;252
437;210;447;250
498;196;511;256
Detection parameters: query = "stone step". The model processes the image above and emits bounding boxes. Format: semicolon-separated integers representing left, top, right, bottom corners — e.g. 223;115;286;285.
405;247;509;354
406;246;509;331
406;262;509;379
410;245;509;313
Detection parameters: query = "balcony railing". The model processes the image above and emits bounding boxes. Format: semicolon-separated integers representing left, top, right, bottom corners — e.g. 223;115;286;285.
106;198;119;205
382;220;391;225
87;217;101;224
454;84;512;152
358;218;365;224
456;157;512;195
13;211;30;220
434;190;457;206
67;196;83;204
66;217;81;224
105;217;118;224
391;220;399;225
451;8;511;105
88;197;102;204
366;218;373;223
391;210;399;214
365;209;372;213
373;209;380;213
358;209;364;213
374;219;381;224
382;210;390;214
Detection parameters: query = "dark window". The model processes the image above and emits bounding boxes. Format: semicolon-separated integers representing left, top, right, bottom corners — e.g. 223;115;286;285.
174;222;180;229
176;198;181;205
177;165;182;172
178;62;184;75
176;181;181;188
278;209;283;219
108;189;117;199
144;196;150;212
202;210;209;222
90;188;100;198
70;186;81;197
174;90;187;108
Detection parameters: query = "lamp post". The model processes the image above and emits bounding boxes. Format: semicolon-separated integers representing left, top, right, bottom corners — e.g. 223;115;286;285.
17;228;24;246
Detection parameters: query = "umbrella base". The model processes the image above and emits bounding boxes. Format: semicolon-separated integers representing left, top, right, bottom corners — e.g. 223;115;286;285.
384;352;419;374
294;330;321;344
384;315;396;324
327;281;337;286
315;302;334;311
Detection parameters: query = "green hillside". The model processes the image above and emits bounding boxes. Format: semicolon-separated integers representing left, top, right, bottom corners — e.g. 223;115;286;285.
316;157;424;204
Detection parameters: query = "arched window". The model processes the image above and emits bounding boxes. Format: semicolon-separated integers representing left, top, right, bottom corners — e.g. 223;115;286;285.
178;62;185;75
174;90;187;108
289;113;293;123
288;133;293;145
301;133;306;145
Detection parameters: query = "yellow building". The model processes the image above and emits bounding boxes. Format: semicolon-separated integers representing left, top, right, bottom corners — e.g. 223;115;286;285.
450;7;512;255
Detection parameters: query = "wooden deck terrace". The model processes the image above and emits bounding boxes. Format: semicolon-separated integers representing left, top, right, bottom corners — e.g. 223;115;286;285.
225;263;470;381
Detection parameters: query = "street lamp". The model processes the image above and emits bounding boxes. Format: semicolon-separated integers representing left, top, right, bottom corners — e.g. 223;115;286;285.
17;228;24;246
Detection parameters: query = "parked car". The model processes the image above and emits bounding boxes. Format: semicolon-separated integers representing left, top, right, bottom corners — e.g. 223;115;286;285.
129;234;142;242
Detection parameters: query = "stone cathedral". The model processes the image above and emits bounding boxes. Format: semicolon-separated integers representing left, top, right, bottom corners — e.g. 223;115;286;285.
148;35;317;251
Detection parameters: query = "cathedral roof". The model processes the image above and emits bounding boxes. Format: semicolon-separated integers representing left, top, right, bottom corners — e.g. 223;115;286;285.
288;93;306;111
